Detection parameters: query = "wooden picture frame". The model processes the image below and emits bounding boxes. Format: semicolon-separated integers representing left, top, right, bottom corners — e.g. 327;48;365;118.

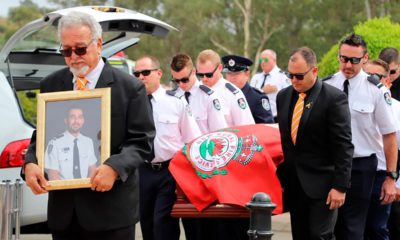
36;88;111;190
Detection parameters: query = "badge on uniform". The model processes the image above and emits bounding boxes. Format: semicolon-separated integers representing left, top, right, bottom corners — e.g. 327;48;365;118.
261;98;271;111
384;92;392;105
237;98;247;109
62;147;70;153
213;99;221;111
305;102;313;109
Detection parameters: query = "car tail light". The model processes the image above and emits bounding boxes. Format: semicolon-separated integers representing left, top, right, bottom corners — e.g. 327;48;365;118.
0;139;30;168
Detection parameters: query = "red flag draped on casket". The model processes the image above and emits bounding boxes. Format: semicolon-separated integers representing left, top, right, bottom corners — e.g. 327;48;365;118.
169;124;283;214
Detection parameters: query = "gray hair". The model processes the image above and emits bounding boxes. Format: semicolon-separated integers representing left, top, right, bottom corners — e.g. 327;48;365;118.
58;11;102;42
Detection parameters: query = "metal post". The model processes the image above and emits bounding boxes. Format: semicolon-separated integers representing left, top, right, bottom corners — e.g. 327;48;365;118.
0;181;7;239
246;192;276;240
14;179;23;240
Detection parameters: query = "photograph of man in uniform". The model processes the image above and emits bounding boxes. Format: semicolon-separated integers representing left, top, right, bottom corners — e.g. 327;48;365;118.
44;106;97;180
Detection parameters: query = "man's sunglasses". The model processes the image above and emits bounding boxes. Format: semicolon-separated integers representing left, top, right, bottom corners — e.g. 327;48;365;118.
133;69;158;78
366;73;386;80
259;57;269;63
287;67;313;80
60;41;93;57
390;68;398;75
196;66;218;78
172;69;192;84
339;55;364;64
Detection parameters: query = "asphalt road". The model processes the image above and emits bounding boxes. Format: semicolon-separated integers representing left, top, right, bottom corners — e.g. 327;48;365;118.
20;213;292;240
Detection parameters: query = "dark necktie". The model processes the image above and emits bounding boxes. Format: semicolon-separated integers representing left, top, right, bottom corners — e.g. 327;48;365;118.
148;94;153;110
73;138;81;178
260;73;269;88
184;91;191;103
343;80;349;96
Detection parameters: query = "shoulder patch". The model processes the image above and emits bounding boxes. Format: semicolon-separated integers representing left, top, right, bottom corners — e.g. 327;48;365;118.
262;98;271;111
199;84;214;95
384;92;392;105
321;74;334;81
225;83;239;95
166;90;183;98
367;74;384;88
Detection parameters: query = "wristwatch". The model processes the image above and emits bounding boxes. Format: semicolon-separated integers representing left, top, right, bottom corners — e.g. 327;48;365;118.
386;171;399;180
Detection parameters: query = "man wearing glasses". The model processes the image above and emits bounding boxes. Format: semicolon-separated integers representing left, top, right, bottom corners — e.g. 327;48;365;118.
324;33;398;240
196;49;255;127
23;11;155;239
135;55;201;240
250;49;290;120
379;48;400;103
276;47;353;240
170;53;227;134
363;59;400;240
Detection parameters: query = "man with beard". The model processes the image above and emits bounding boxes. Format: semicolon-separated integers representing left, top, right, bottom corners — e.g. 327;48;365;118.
23;11;155;240
45;107;97;180
324;33;398;240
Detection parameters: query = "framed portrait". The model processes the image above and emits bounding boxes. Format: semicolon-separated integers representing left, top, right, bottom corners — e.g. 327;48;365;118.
36;88;111;190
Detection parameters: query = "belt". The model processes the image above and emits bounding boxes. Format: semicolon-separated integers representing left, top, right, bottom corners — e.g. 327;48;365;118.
353;153;376;160
145;159;171;171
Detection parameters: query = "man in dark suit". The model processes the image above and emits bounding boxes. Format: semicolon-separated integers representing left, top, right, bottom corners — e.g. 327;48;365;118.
22;11;155;240
276;47;353;240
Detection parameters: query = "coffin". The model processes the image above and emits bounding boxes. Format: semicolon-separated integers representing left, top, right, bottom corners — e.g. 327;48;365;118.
171;185;249;218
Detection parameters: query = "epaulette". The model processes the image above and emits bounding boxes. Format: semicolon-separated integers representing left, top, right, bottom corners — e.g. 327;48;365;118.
252;87;264;94
166;90;183;98
53;134;64;140
225;83;239;95
367;74;384;88
279;69;287;75
199;85;214;95
321;74;334;81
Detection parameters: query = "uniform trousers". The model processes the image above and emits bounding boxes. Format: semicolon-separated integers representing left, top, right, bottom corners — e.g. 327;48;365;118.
388;201;400;239
335;155;378;240
365;171;392;240
288;172;337;240
51;212;135;240
139;161;180;240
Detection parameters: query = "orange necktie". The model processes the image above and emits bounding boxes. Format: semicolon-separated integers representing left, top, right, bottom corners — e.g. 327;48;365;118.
76;78;88;91
291;93;306;145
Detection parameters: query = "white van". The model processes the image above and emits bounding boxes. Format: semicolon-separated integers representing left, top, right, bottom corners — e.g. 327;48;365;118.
0;6;176;228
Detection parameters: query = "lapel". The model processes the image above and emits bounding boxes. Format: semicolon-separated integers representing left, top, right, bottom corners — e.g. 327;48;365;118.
62;70;74;91
296;79;322;145
95;60;115;89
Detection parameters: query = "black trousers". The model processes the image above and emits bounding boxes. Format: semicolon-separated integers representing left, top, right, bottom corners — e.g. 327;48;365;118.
365;171;391;240
335;155;378;240
51;212;135;240
139;162;180;240
287;172;337;240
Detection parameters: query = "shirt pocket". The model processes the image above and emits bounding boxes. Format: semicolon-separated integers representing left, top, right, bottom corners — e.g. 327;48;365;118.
156;114;180;141
351;101;374;129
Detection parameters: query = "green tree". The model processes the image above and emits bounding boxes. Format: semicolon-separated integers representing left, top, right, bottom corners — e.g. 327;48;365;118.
318;17;400;77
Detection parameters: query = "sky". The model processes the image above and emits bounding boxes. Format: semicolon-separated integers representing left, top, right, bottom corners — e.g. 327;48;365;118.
0;0;58;17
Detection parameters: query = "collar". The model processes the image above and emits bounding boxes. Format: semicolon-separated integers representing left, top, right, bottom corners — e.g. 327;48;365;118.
151;86;165;102
72;58;105;86
337;69;367;89
64;130;82;141
265;65;280;75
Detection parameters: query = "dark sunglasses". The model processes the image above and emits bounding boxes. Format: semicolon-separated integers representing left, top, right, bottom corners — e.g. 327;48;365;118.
259;57;269;63
171;69;192;84
366;73;386;80
339;55;363;64
196;66;218;78
287;67;313;80
133;69;158;78
60;41;93;57
390;68;398;75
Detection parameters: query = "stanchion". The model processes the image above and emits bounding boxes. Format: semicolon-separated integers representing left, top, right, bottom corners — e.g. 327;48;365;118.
0;180;23;240
246;192;276;240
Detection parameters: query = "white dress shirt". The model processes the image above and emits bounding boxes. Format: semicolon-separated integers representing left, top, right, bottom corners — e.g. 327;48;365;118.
325;70;397;158
211;77;255;127
250;65;290;117
150;86;201;163
177;80;227;134
45;131;97;179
